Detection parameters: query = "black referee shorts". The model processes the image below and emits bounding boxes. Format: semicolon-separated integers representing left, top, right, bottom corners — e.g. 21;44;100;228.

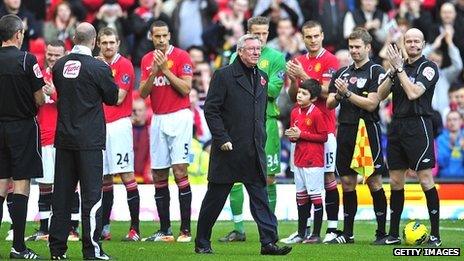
336;121;387;177
0;118;43;180
387;116;435;171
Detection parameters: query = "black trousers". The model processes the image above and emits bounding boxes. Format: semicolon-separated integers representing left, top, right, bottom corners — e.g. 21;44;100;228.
49;149;103;258
195;182;278;248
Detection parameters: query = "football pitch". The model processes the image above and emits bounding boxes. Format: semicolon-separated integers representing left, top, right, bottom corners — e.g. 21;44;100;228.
0;220;462;260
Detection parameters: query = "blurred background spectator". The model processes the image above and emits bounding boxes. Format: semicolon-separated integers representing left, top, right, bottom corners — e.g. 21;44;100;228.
266;17;305;60
437;110;464;179
335;49;352;68
202;0;248;66
299;0;347;53
172;0;218;49
187;45;207;65
190;88;211;143
131;96;152;183
44;1;76;50
396;0;435;42
0;0;41;50
424;25;463;118
343;0;388;63
254;0;302;40
93;0;132;56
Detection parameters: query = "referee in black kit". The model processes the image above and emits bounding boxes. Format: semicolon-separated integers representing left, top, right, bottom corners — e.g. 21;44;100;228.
48;22;118;260
326;28;388;244
0;14;45;259
377;28;441;246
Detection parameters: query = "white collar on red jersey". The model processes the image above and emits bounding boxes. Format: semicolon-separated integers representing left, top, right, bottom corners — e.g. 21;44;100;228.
165;45;174;55
306;48;326;59
299;104;315;115
110;53;121;65
70;45;92;56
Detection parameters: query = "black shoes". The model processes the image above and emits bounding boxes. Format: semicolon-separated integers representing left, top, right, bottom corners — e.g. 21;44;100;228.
260;243;292;255
83;252;111;260
325;233;355;244
10;248;41;259
218;230;246;242
426;236;442;247
195;242;292;255
194;246;214;254
374;235;401;245
51;253;67;260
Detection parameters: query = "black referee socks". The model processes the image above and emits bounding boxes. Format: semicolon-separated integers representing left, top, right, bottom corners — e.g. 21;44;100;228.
342;191;357;237
425;187;440;238
389;189;404;238
371;188;387;237
11;194;28;252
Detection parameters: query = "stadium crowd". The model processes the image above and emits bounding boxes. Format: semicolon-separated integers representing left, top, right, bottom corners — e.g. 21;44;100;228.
0;0;463;258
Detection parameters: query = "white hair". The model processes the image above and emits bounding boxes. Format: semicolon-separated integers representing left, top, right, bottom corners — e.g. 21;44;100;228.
236;34;260;52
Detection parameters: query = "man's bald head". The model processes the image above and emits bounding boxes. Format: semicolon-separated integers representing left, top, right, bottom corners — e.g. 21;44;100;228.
73;22;96;48
403;28;425;59
404;28;424;41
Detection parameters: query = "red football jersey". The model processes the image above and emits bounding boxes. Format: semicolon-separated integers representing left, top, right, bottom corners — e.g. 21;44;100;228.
103;54;134;123
294;48;339;133
290;104;328;168
140;45;193;114
37;68;57;146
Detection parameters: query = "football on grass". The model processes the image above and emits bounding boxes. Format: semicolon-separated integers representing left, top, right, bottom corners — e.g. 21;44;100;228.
403;221;428;245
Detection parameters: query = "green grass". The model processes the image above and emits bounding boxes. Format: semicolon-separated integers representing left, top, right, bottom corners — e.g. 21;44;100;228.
1;220;463;260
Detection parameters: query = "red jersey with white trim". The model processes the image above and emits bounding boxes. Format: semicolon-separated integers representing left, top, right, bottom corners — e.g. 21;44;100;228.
294;48;339;133
140;45;193;114
290;104;328;168
103;54;134;123
37;68;57;146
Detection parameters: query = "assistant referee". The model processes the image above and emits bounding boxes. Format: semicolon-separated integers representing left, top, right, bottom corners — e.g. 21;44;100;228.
48;22;119;260
0;14;45;259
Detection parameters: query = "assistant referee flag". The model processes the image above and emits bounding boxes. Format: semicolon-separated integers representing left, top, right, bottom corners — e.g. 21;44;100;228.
350;118;374;183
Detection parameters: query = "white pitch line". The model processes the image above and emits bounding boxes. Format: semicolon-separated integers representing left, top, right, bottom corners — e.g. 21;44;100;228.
440;226;464;231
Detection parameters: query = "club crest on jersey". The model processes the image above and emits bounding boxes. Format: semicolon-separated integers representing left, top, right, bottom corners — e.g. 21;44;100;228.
183;64;192;74
259;59;269;69
314;63;321;72
349;76;358;84
261;76;266;86
122;74;130;84
277;70;285;80
305;118;312;126
356;78;367;88
63;60;81;78
422;66;435;81
167;60;174;69
33;63;43;78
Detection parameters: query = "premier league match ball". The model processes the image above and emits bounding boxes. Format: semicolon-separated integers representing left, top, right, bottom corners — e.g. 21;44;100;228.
403;221;428;245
